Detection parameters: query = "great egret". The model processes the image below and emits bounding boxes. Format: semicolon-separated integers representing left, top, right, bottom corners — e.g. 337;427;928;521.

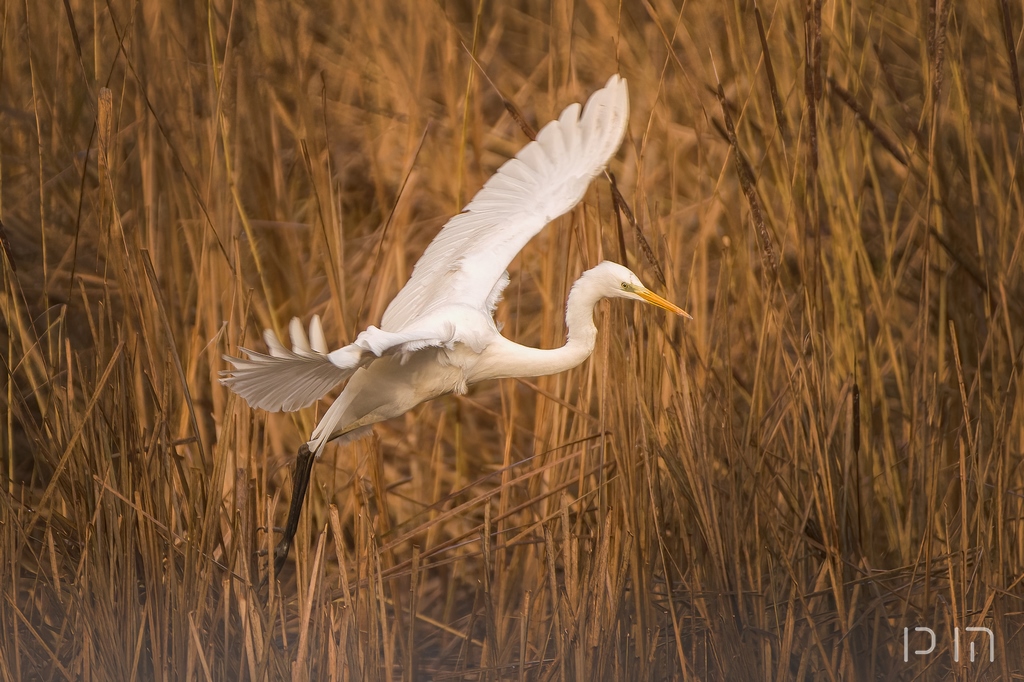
222;75;689;579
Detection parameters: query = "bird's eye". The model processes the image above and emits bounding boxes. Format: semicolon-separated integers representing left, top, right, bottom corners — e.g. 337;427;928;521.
621;282;629;290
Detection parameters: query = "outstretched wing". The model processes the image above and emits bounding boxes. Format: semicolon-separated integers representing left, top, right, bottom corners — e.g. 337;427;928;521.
221;315;442;412
380;74;629;333
221;316;353;412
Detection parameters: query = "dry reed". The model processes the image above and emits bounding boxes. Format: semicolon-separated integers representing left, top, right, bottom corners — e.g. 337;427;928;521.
2;0;1023;679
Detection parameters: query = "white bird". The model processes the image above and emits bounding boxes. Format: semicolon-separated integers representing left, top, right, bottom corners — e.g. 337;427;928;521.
221;75;689;579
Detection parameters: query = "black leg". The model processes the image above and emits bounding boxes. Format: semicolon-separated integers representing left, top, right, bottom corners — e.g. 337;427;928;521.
261;442;316;589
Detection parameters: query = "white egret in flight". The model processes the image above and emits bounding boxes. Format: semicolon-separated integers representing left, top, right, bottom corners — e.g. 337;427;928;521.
221;75;690;580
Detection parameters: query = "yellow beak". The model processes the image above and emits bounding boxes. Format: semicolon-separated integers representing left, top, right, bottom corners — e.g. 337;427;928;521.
636;287;692;319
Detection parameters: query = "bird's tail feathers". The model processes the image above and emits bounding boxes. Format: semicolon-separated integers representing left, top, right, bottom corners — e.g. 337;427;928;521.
305;384;372;454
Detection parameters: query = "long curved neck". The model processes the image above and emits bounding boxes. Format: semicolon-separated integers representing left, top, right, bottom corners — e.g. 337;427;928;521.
475;277;602;381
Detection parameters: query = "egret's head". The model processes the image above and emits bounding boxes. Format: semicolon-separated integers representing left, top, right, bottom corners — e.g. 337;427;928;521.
587;261;692;319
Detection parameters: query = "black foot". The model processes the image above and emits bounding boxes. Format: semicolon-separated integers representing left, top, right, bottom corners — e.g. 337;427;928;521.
259;443;316;590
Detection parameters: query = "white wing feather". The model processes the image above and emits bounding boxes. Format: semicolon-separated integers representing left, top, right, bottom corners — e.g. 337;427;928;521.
221;315;444;412
221;315;352;412
379;74;629;332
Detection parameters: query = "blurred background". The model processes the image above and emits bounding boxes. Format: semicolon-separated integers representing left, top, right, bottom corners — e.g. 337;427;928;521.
2;0;1023;678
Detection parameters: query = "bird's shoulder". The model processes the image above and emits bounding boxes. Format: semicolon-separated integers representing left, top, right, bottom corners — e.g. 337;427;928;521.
394;303;499;351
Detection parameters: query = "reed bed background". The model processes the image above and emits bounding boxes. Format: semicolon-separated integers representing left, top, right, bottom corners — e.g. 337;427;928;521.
3;0;1023;679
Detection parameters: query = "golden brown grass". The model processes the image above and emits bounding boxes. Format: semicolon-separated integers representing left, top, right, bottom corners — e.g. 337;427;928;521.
3;0;1024;679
